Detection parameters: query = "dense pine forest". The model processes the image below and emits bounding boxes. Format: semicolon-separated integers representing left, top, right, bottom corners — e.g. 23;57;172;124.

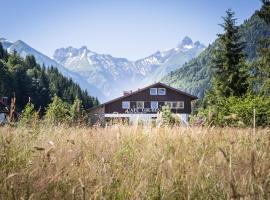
0;44;99;114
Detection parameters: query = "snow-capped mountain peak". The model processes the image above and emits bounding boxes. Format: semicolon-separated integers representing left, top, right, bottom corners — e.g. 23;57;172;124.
176;36;206;51
178;36;193;49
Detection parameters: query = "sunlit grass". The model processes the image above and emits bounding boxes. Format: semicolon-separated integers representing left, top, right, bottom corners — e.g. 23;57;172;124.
0;125;270;199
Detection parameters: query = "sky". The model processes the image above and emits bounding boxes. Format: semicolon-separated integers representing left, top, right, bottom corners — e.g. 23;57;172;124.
0;0;262;60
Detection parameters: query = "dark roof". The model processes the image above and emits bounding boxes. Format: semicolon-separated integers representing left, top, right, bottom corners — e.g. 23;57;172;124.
88;82;198;111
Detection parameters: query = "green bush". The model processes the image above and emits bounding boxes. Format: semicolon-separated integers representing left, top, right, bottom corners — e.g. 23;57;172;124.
45;96;70;125
20;102;39;127
198;95;270;127
45;96;87;126
160;106;181;126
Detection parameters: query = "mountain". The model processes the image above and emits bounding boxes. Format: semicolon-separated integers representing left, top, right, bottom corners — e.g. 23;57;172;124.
53;46;143;100
162;13;270;98
0;38;105;101
53;36;205;100
137;37;205;84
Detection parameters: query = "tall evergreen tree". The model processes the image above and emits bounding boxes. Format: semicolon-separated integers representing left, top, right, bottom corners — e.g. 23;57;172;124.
209;9;248;98
25;55;38;69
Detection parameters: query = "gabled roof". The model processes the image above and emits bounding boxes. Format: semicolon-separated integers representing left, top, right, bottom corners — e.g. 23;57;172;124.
88;82;198;111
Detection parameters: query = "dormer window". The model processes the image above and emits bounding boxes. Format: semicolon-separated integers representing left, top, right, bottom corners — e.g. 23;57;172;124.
158;88;166;95
150;88;157;95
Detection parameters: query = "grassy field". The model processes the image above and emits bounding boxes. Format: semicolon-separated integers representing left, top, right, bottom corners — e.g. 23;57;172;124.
0;124;270;199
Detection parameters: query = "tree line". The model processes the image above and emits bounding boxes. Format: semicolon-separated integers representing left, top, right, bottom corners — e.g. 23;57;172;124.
0;45;99;117
198;0;270;127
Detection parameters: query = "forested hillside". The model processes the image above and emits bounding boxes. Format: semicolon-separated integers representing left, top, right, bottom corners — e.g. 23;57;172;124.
162;12;270;98
0;43;99;113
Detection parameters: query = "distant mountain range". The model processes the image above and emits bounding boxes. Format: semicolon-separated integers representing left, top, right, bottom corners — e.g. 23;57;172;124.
53;37;205;100
0;36;204;102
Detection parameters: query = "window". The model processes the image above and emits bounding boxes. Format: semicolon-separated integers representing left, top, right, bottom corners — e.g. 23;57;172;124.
177;101;184;109
151;101;158;109
150;88;157;95
158;88;166;95
137;101;144;109
165;102;172;108
172;102;178;108
165;101;184;109
172;101;184;109
122;101;130;109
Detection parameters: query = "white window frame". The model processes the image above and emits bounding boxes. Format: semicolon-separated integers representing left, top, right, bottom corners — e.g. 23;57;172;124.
165;101;184;109
165;101;172;108
158;88;166;95
177;101;184;109
150;88;157;95
136;101;144;109
172;102;178;109
151;101;159;109
122;101;130;109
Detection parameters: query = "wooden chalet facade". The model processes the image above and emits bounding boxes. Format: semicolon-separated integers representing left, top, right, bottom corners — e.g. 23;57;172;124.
88;82;198;124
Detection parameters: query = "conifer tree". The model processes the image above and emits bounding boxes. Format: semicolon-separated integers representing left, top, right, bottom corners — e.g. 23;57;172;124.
209;9;248;98
25;55;38;69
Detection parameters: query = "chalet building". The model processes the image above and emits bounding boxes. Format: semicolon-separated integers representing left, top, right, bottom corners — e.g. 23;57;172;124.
88;82;198;124
0;97;9;125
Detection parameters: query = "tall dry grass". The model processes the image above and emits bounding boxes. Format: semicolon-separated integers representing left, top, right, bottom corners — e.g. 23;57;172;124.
0;124;270;199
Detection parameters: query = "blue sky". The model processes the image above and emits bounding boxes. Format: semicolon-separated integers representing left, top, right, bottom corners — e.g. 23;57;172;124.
0;0;261;60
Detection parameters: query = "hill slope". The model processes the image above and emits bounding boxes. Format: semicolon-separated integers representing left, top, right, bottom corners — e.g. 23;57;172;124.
162;13;270;98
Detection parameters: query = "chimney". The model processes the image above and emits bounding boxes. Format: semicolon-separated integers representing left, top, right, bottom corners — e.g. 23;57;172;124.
123;90;132;96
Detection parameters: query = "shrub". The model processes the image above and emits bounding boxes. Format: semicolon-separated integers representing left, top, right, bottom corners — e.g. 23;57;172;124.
198;95;270;127
160;106;181;126
69;97;83;125
20;102;39;127
45;96;70;125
